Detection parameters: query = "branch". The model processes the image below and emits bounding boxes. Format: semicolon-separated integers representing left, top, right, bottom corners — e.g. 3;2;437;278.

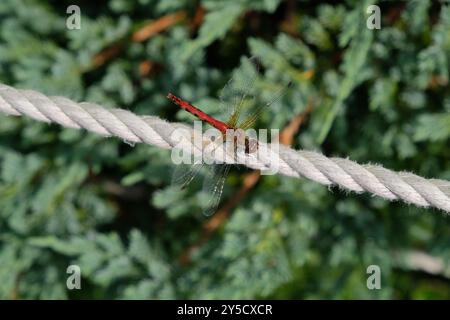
92;11;186;69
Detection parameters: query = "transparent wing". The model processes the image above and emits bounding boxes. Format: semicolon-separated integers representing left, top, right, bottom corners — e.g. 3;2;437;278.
171;158;203;190
238;81;292;130
219;56;260;127
201;164;231;216
171;131;233;192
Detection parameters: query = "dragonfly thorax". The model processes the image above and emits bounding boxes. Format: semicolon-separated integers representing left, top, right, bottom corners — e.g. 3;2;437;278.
224;128;258;154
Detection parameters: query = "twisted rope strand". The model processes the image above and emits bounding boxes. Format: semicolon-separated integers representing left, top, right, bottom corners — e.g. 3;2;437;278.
1;83;449;213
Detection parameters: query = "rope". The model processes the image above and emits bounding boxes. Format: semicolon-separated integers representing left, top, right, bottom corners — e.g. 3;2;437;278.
1;83;449;213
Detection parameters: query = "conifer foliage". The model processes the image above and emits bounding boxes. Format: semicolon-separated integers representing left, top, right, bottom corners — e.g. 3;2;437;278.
0;0;449;299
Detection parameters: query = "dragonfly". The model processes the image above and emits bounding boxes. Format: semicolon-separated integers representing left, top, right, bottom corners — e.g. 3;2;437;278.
167;56;290;216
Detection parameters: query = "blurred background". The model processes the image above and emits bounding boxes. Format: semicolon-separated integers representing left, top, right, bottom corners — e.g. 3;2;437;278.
0;0;449;299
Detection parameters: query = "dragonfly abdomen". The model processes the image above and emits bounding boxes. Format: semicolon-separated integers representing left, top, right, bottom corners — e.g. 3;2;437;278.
167;93;230;133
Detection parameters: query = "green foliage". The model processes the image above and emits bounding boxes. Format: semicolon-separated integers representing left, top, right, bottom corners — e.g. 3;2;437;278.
0;0;449;299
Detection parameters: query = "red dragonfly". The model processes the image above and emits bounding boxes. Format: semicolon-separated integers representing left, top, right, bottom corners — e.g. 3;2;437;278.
167;93;258;155
167;56;290;216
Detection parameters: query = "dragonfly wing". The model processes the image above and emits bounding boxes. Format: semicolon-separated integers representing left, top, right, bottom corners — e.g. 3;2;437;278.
202;164;231;216
238;81;292;130
219;56;260;128
171;135;230;192
171;158;203;190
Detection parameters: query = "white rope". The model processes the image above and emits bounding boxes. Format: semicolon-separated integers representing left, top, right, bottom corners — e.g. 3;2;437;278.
1;83;449;213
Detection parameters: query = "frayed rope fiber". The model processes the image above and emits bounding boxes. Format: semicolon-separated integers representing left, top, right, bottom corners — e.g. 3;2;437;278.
1;83;449;213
